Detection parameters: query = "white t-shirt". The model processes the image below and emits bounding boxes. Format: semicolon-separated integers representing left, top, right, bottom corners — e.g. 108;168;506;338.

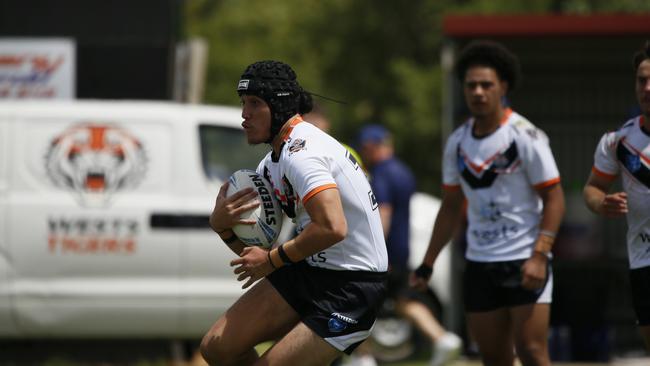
257;116;388;272
443;109;560;262
592;115;650;270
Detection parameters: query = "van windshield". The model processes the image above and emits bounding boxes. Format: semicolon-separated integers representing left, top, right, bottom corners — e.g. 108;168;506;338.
199;125;269;181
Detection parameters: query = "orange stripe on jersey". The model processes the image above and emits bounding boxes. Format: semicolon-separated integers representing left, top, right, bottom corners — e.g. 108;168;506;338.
500;108;513;125
302;184;338;204
533;177;560;190
462;148;503;174
591;166;617;180
279;115;304;142
460;109;512;174
442;184;461;191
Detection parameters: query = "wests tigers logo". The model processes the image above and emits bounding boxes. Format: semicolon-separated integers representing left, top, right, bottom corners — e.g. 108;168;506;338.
45;123;147;206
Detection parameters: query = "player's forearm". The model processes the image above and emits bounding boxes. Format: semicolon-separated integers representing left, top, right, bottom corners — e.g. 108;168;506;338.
535;184;565;254
422;198;463;267
270;220;346;267
269;188;349;267
539;184;565;233
583;184;607;215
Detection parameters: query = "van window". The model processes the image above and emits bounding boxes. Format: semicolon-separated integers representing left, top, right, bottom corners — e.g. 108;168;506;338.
199;125;269;181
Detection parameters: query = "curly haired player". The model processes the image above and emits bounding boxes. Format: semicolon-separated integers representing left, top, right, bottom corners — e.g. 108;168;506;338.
411;41;565;366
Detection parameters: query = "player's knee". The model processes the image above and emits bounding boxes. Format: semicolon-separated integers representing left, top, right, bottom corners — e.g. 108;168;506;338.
515;340;548;365
200;332;230;366
200;331;257;366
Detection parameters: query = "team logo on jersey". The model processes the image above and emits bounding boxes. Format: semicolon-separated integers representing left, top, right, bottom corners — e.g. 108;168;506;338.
328;312;358;333
479;201;502;222
45;123;148;206
617;139;650;189
525;128;539;140
288;138;306;155
458;141;519;189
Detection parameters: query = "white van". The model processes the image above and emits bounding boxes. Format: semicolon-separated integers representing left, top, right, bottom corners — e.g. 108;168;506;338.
0;100;451;340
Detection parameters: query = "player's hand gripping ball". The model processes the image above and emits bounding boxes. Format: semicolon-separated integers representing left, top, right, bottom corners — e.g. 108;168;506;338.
226;169;283;249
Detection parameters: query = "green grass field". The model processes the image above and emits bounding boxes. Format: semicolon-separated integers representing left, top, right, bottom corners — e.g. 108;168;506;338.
6;340;647;366
248;342;649;366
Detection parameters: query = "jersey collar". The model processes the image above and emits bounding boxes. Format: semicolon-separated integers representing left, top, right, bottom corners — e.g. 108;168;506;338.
278;114;304;143
471;108;513;139
271;114;304;161
500;108;513;125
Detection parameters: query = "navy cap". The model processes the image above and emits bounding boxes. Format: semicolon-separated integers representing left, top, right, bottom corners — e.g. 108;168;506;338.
357;124;390;145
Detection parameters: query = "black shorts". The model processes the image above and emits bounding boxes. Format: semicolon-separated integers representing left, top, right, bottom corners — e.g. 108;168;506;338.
629;265;650;326
267;260;387;354
464;258;553;313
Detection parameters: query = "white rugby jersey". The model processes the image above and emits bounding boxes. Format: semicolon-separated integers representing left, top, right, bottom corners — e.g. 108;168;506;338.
592;115;650;270
256;115;388;272
443;109;560;262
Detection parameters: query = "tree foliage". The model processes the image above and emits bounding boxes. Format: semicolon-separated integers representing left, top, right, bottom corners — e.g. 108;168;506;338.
185;0;650;194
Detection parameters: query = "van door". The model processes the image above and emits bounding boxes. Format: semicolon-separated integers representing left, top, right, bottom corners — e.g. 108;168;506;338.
8;113;183;336
177;122;269;334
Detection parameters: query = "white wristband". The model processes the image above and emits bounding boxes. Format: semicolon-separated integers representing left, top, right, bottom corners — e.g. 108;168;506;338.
539;230;556;239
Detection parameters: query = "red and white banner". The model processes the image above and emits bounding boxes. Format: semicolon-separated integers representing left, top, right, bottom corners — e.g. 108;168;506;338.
0;38;75;99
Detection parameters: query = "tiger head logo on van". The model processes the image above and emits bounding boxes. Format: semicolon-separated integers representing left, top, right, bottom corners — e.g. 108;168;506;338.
45;123;148;206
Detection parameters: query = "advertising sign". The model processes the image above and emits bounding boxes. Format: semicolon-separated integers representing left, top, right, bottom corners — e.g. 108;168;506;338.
0;38;75;99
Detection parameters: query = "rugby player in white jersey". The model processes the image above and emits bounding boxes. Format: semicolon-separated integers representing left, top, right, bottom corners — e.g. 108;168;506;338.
411;41;565;366
200;60;388;366
583;41;650;352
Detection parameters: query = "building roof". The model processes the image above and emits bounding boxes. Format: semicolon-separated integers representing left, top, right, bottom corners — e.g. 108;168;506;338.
443;13;650;37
